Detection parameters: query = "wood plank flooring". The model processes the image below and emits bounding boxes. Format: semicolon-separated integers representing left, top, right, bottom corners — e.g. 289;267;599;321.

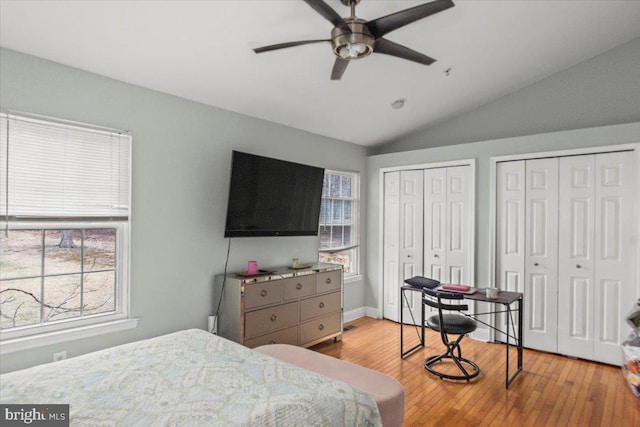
310;317;640;427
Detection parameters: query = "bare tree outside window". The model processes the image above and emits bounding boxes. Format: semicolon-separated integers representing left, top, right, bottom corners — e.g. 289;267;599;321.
0;229;117;329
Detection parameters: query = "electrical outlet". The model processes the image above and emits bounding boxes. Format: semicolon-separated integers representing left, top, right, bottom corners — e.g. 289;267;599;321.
53;351;67;362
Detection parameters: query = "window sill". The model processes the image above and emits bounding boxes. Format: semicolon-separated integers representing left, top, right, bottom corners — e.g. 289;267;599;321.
0;318;139;355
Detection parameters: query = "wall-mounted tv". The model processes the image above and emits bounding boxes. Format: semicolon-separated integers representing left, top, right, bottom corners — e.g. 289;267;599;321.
224;151;325;237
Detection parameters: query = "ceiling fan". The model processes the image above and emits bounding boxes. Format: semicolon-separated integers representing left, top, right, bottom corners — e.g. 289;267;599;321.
253;0;455;80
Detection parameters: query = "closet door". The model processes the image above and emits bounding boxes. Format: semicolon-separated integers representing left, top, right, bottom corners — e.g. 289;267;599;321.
558;152;634;365
524;158;559;352
383;170;424;323
496;161;525;343
445;166;473;285
593;152;634;364
424;168;447;282
424;166;472;285
383;171;401;322
399;170;424;324
496;161;525;295
558;155;595;359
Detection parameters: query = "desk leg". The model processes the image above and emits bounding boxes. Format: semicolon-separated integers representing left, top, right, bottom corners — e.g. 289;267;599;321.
504;297;524;388
518;297;523;371
506;304;511;389
421;297;425;346
400;287;425;359
400;287;404;358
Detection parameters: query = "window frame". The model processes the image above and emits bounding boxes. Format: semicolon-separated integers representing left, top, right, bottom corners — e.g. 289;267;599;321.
0;112;137;354
318;169;360;278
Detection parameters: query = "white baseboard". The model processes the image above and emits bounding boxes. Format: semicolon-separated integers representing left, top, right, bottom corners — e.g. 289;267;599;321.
471;328;490;342
344;306;381;323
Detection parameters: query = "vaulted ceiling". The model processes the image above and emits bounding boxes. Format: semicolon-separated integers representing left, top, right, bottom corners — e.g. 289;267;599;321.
1;1;639;146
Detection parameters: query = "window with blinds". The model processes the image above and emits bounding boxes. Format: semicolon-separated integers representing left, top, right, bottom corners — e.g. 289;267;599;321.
318;170;359;276
0;112;132;340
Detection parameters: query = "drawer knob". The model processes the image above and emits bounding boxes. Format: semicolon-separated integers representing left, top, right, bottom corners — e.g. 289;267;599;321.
270;314;277;322
296;283;302;290
325;278;332;284
261;289;268;297
319;302;325;309
318;323;324;331
269;340;276;344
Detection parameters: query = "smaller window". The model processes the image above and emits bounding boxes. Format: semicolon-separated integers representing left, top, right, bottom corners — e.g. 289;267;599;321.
318;170;359;276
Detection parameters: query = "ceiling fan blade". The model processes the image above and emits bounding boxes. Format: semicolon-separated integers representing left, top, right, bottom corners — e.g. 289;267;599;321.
331;58;349;80
374;38;436;66
303;0;351;33
367;0;455;39
253;39;330;54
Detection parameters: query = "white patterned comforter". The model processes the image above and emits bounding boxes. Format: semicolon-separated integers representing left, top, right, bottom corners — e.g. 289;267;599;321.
1;329;381;426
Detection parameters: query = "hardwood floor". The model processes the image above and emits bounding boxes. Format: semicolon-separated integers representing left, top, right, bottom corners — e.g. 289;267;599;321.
311;317;639;427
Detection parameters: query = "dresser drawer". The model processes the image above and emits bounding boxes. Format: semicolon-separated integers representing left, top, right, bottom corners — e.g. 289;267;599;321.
244;326;298;348
244;279;283;310
315;270;341;294
300;312;341;346
300;291;341;321
283;275;314;301
244;301;298;339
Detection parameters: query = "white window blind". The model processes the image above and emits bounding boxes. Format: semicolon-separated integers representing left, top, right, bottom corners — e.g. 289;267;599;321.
1;113;130;220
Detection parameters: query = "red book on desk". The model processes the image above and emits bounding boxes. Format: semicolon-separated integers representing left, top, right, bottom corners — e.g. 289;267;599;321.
436;284;478;294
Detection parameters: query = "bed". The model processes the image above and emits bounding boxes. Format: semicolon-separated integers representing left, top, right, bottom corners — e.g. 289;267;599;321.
0;329;382;426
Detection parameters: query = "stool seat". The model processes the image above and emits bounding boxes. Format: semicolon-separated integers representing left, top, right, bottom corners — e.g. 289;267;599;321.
255;344;404;427
427;313;477;335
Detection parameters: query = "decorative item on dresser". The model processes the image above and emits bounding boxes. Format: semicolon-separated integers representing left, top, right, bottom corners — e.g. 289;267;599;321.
214;263;343;348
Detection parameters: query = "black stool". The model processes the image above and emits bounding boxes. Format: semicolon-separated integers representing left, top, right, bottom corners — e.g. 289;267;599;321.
422;287;480;381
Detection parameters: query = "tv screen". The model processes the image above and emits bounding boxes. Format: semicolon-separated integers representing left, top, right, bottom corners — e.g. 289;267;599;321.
224;151;325;237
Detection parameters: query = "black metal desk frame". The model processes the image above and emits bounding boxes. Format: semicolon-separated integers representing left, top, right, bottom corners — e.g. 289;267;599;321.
400;285;524;389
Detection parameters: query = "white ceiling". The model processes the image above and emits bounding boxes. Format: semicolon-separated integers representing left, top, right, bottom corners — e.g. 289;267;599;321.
1;1;640;147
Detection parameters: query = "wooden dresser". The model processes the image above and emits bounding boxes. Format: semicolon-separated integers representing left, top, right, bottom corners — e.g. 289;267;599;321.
214;263;343;348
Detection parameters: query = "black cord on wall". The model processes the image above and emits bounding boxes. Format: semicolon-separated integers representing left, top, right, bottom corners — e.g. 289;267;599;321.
212;238;232;334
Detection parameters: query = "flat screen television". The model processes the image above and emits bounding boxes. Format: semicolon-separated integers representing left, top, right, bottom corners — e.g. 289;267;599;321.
224;151;325;237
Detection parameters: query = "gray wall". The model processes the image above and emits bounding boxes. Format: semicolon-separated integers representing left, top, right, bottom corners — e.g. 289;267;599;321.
373;37;640;154
366;123;640;316
364;36;640;314
0;48;367;373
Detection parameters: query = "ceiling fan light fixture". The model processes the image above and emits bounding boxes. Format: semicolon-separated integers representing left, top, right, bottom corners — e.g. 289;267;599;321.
331;19;374;60
338;42;368;59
